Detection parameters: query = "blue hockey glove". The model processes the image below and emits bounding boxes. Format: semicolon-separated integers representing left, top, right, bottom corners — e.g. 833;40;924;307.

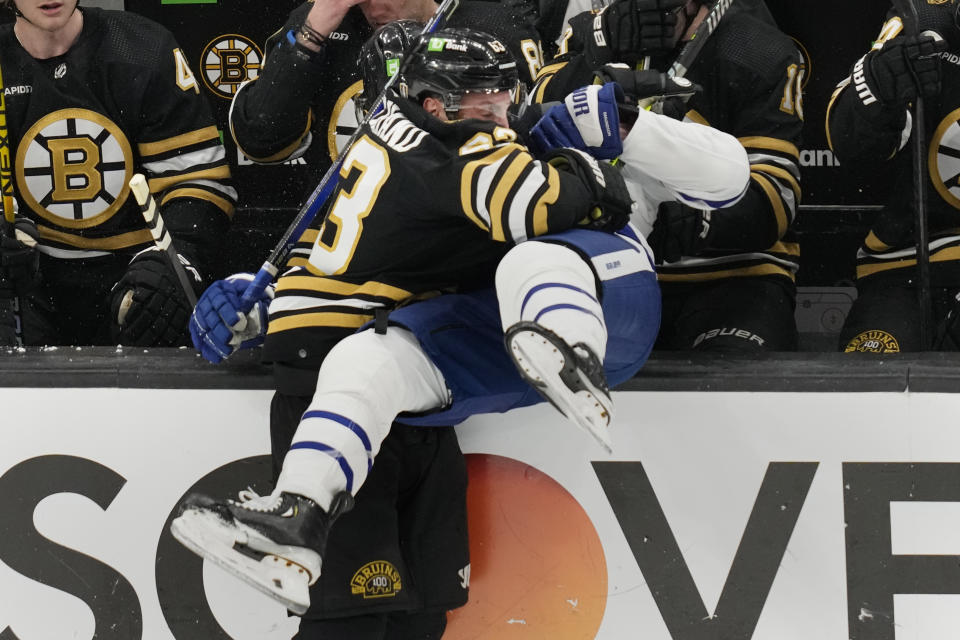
189;272;273;364
530;83;624;160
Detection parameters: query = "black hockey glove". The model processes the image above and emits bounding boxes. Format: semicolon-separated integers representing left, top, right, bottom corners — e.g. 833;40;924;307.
0;217;40;294
594;64;701;120
855;32;946;117
647;201;712;263
583;0;685;67
109;248;202;347
545;148;633;232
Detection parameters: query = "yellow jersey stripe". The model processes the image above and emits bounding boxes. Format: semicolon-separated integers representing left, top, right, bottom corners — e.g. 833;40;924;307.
148;166;231;193
267;311;371;334
658;263;796;282
138;126;221;157
739;136;800;160
161;187;236;217
39;225;153;250
751;171;790;236
276;275;412;300
751;163;801;199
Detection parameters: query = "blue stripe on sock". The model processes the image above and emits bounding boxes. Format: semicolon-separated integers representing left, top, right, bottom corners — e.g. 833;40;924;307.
533;302;602;326
301;410;373;454
289;441;354;492
520;282;598;318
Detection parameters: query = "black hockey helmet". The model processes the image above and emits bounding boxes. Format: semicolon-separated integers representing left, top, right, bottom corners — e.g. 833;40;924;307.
356;19;424;117
399;27;520;117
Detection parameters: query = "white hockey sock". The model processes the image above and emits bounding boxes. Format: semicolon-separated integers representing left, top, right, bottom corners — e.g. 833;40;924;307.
496;241;607;357
275;327;449;511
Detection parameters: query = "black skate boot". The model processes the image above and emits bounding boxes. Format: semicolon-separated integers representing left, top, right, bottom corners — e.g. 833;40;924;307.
171;489;353;614
505;320;613;452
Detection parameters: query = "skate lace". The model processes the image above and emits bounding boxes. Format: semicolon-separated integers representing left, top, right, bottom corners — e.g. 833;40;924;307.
232;487;283;513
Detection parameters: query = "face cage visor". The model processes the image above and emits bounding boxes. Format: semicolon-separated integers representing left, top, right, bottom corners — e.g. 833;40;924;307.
439;80;524;119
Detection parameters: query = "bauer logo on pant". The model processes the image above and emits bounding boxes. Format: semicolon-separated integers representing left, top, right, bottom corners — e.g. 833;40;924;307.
201;34;262;100
15;108;133;228
350;560;402;598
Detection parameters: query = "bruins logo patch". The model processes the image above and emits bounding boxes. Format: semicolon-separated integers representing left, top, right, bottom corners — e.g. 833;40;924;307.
350;560;402;599
15;108;133;228
844;330;900;353
327;80;363;161
201;34;263;100
930;107;960;210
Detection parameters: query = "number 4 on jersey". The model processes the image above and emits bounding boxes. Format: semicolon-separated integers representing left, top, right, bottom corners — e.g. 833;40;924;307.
173;48;199;94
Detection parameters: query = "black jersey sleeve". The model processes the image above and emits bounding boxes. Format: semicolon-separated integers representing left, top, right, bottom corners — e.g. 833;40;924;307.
137;28;235;278
710;38;804;250
228;2;327;163
826;13;910;166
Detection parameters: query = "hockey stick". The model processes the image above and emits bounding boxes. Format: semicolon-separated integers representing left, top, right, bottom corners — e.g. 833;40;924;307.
0;58;24;346
668;0;734;79
238;0;461;309
891;0;933;349
129;173;198;307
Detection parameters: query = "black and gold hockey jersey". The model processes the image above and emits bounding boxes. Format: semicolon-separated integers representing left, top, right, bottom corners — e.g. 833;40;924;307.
532;9;804;286
261;96;607;365
0;7;235;269
229;0;547;267
827;8;960;287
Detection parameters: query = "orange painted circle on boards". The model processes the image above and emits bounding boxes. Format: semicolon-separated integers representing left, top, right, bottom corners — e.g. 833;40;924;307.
445;453;607;639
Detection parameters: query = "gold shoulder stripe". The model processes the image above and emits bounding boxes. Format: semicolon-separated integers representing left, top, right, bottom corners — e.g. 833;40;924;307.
267;311;371;334
751;163;801;199
138;126;221;157
233;110;313;164
276;275;412;300
39;225;153;250
148;166;231;193
161;187;235;217
739;136;800;160
751;171;790;236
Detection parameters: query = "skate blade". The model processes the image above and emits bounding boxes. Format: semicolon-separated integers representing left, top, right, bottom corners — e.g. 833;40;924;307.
509;330;614;453
171;508;314;615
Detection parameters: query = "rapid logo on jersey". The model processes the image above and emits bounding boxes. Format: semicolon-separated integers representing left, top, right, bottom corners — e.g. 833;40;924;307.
328;80;363;161
15;109;132;227
930;107;960;210
200;34;262;100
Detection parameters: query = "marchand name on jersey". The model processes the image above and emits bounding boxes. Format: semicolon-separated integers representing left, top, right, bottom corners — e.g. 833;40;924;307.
4;85;32;96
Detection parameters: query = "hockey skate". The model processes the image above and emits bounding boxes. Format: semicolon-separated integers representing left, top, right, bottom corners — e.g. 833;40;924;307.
170;489;353;614
505;320;614;453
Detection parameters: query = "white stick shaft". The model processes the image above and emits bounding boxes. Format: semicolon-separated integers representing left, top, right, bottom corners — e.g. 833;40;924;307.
129;173;198;307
